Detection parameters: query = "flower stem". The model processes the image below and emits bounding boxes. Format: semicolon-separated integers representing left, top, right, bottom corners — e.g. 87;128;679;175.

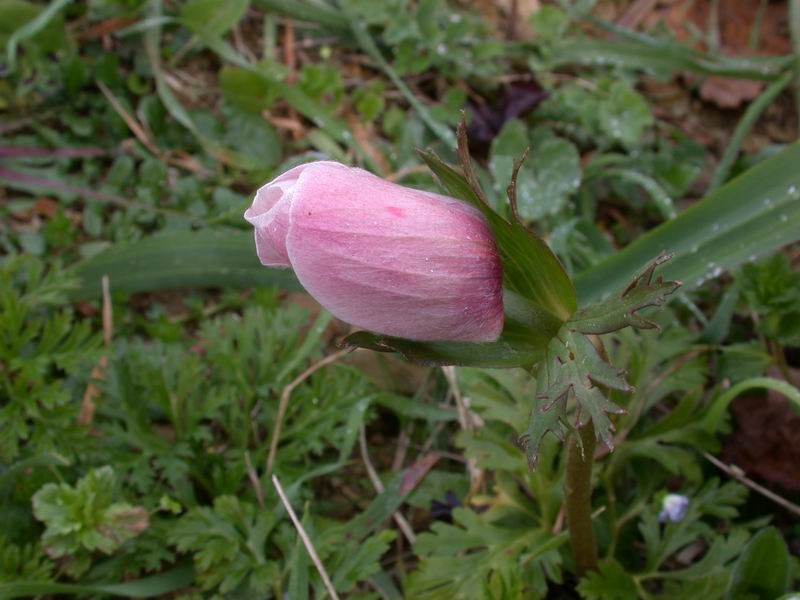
565;420;598;577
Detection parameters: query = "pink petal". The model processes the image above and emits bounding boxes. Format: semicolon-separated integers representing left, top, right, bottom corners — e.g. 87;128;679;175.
285;163;503;342
244;161;345;267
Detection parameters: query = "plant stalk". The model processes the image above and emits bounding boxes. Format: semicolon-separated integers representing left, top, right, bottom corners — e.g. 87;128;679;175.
565;420;598;577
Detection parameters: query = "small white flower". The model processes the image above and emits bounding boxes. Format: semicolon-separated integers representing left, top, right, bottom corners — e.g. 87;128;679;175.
658;494;690;523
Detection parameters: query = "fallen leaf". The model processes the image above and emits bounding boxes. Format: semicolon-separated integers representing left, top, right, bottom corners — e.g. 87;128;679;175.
723;368;800;492
33;197;58;218
699;77;765;109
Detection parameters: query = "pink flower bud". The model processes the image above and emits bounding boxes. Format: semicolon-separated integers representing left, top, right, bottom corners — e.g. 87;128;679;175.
244;161;504;342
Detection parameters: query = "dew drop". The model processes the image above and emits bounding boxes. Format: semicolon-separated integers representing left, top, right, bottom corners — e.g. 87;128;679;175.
780;214;789;223
711;223;720;233
763;197;773;207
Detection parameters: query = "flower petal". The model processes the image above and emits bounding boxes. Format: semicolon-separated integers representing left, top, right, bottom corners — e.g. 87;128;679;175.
285;163;503;341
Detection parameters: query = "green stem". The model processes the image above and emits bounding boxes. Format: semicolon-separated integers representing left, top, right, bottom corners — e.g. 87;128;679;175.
565;420;598;577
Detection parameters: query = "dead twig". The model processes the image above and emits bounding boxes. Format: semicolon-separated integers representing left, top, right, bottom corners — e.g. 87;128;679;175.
617;0;659;30
78;275;112;426
344;111;390;175
441;366;483;494
272;474;340;600
359;426;417;544
385;164;429;183
266;349;350;475
703;452;800;518
282;19;303;142
391;427;411;472
97;81;162;158
244;451;265;510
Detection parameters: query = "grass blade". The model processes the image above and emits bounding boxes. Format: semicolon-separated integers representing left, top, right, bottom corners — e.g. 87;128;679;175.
576;142;800;303
6;0;72;70
550;38;791;81
709;72;793;191
69;229;300;301
0;565;194;598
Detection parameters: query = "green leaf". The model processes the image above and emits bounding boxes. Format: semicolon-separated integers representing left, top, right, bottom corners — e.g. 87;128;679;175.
252;0;348;31
179;0;249;40
287;511;310;600
550;36;789;81
737;254;800;345
344;4;457;147
490;122;581;220
0;565;194;599
219;65;282;113
576;559;639;600
169;495;278;594
703;377;800;434
709;72;793;192
4;0;69;70
725;527;789;600
408;506;568;599
598;81;653;147
220;102;282;169
569;253;681;334
523;331;628;459
68;229;301;301
529;5;569;46
32;467;148;559
576;142;800;304
0;535;53;583
419;137;576;323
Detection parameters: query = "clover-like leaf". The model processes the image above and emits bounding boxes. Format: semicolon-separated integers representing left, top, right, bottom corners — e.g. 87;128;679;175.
569;252;681;334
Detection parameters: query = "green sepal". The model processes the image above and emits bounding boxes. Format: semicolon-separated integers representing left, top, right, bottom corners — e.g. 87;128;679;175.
419;117;577;325
568;252;681;334
341;330;546;369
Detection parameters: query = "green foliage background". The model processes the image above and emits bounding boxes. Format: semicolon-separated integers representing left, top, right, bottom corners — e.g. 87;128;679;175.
1;0;800;598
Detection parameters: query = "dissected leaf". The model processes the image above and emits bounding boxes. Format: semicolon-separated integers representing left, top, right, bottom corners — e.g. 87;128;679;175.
576;559;638;600
570;253;681;334
523;330;629;464
169;495;278;594
519;351;570;468
408;506;568;599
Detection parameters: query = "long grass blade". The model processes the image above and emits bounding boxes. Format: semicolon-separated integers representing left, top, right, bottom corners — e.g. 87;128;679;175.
576;142;800;303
